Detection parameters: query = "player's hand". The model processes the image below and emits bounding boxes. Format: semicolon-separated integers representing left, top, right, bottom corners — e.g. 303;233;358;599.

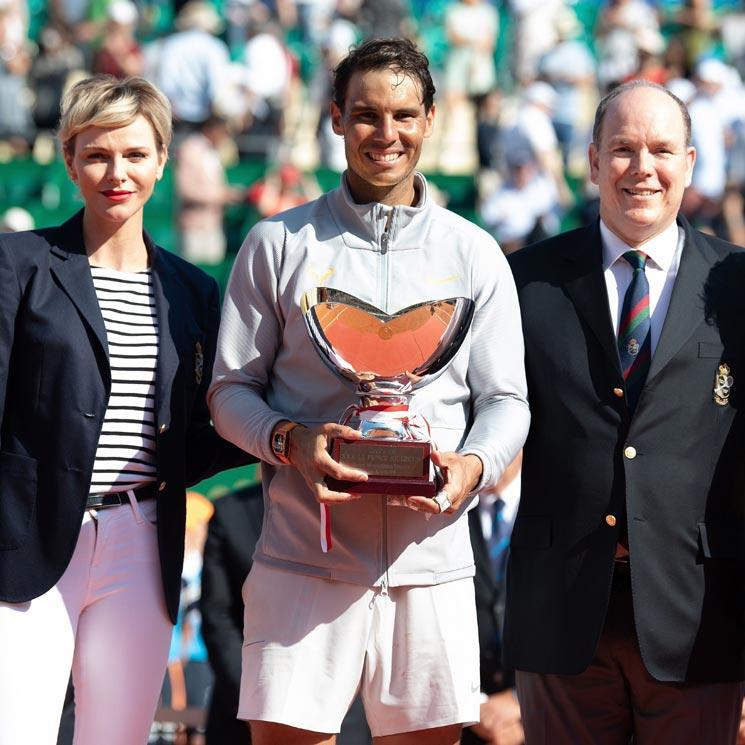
470;689;524;745
290;423;368;504
405;450;482;515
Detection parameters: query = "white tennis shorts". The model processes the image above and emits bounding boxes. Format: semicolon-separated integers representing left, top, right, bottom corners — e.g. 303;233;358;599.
238;562;480;737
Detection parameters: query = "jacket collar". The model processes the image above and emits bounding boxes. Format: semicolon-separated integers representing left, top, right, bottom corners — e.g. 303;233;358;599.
150;253;180;432
48;210;110;369
326;171;434;250
558;220;621;377
647;216;721;383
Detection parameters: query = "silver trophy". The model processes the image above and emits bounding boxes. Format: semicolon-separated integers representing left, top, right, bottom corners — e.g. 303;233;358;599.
301;288;474;495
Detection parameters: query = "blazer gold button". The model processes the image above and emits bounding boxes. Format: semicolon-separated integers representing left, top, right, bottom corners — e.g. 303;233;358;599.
613;388;624;397
158;481;166;491
159;423;167;433
605;514;617;527
624;446;637;459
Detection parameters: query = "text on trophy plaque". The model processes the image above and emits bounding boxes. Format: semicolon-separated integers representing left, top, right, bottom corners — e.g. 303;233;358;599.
336;441;429;478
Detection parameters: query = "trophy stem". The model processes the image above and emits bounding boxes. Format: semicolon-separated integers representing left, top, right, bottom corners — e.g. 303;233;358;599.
339;395;433;442
357;394;412;409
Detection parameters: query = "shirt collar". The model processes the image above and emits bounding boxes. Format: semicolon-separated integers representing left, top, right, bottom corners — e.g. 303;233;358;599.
600;219;679;272
479;474;521;523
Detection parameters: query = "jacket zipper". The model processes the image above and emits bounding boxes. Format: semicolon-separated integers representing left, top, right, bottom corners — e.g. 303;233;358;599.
379;208;394;312
379;208;394;595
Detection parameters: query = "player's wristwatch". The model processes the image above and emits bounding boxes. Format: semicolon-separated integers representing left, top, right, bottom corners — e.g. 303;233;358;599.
271;421;302;465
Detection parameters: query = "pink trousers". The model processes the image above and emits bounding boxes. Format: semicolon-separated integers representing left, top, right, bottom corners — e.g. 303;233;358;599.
0;495;174;745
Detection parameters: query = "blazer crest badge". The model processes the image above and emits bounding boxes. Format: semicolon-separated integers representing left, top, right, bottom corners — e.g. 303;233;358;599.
195;341;204;385
713;363;733;406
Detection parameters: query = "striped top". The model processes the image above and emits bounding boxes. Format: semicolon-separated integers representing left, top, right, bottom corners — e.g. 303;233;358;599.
89;266;159;494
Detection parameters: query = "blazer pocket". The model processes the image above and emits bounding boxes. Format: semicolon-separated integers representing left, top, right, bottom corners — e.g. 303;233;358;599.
510;515;552;549
698;521;745;561
0;452;38;550
698;342;724;358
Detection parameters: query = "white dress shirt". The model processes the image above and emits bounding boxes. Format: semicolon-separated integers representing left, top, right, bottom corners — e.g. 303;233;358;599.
601;220;684;356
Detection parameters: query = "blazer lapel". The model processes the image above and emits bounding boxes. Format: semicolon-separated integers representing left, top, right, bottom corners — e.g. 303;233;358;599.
647;219;716;382
48;212;110;366
150;243;180;431
559;224;622;375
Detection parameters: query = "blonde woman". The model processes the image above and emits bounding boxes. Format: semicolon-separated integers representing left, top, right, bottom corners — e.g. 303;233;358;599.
0;75;250;744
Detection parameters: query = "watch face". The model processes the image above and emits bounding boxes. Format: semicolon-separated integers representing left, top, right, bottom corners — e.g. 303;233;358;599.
272;431;287;456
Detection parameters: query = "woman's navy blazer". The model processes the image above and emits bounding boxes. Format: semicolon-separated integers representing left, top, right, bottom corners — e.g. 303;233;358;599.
0;210;251;623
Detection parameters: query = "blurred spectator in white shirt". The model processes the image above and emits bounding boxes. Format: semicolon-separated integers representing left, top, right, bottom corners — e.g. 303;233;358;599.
507;0;565;85
538;6;597;176
148;1;230;131
480;146;561;255
502;81;574;210
316;8;359;171
230;10;295;158
291;0;337;47
0;0;34;154
595;0;660;91
682;58;742;240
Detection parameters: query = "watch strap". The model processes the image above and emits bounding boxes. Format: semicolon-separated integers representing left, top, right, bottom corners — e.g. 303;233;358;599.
271;421;302;465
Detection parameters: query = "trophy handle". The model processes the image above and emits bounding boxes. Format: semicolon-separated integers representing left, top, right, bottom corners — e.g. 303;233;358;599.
338;404;358;427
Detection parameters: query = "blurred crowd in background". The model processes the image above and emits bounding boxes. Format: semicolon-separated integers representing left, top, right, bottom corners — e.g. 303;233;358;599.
2;0;745;265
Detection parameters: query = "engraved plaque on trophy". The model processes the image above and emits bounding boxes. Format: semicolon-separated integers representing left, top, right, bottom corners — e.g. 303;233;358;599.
301;288;474;496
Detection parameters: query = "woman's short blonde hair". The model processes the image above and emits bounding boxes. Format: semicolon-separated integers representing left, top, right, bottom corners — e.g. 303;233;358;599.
58;75;173;157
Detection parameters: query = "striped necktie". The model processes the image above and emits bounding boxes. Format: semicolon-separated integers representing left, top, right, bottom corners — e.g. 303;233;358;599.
618;250;651;413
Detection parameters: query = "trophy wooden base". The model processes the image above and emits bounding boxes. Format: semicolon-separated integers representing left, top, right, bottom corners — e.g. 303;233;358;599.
326;438;437;496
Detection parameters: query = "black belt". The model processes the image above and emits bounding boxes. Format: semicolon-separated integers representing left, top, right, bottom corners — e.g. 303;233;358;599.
86;484;158;509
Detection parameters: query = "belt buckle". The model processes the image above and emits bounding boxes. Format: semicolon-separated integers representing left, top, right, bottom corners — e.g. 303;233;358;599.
86;492;126;509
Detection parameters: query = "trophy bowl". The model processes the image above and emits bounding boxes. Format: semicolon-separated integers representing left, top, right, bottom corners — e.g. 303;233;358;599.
301;288;474;495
